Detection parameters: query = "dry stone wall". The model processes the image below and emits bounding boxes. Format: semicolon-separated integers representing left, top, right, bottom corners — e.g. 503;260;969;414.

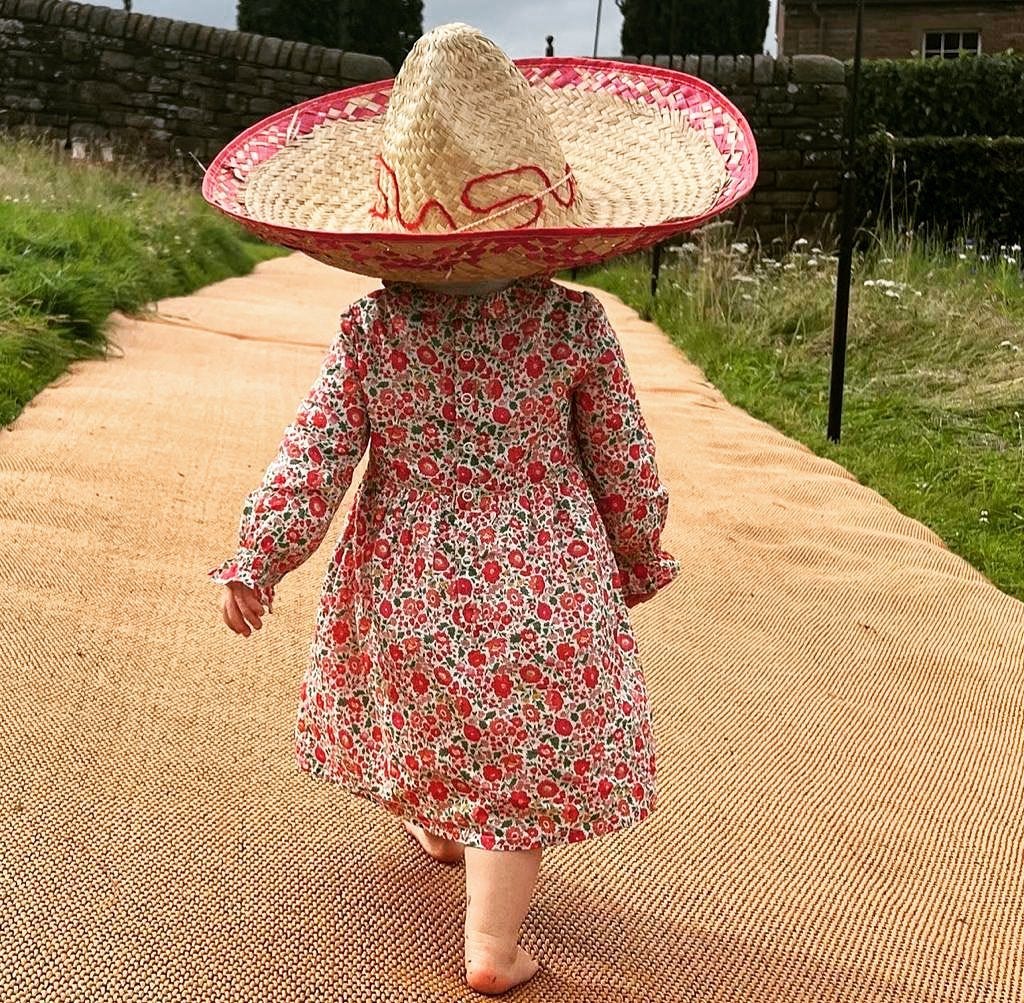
0;0;391;166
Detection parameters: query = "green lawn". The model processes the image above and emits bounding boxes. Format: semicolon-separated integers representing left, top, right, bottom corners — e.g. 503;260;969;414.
576;224;1024;602
0;137;287;427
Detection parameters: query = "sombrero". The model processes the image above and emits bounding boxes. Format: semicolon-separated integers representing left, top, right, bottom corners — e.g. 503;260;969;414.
202;22;758;284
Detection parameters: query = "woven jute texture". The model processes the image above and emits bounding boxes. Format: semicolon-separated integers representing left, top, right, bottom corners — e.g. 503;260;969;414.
2;253;1022;1003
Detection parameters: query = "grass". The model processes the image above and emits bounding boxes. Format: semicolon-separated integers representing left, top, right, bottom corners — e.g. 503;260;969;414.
0;136;288;427
575;223;1024;602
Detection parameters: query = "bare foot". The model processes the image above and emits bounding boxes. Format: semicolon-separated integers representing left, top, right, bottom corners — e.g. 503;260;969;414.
402;818;465;864
464;930;539;995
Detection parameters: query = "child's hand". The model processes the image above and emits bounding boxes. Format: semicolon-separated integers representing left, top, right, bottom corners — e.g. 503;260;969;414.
624;591;656;609
219;581;267;637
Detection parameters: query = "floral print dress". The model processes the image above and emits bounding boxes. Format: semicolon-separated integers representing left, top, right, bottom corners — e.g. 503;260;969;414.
208;277;680;851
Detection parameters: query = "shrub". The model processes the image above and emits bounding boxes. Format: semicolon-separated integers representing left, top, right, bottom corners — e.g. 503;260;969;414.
855;134;1024;244
857;54;1024;138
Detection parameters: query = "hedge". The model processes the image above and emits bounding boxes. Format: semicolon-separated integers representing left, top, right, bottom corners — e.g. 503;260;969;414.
855;133;1024;243
857;54;1024;138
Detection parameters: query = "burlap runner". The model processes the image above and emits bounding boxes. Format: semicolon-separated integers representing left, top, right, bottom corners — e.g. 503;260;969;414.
2;253;1021;1002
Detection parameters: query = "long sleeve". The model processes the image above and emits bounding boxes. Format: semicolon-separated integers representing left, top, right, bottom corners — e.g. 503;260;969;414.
570;292;680;600
207;304;371;611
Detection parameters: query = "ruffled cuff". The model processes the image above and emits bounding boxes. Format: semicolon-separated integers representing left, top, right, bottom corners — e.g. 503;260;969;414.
612;548;681;599
208;552;276;613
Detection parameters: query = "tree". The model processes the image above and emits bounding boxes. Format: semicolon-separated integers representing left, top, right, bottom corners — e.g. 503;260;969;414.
236;1;423;70
617;0;769;57
237;1;338;49
342;0;423;73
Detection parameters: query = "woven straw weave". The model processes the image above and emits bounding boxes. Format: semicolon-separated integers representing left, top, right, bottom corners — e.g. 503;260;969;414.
1;254;1021;1002
241;81;729;234
237;25;730;235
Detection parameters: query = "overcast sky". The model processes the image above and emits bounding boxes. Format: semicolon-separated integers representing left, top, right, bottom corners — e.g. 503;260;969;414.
89;1;779;59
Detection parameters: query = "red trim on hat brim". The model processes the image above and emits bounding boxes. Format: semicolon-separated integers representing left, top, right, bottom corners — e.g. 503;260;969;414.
201;55;758;255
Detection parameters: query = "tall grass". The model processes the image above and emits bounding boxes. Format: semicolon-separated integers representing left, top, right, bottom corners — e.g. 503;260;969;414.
0;137;287;426
577;222;1024;601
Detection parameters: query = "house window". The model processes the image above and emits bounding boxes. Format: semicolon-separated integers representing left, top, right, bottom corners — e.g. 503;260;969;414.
922;31;981;59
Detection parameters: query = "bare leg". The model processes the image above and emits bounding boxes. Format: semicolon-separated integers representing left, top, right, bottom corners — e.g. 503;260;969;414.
463;844;542;994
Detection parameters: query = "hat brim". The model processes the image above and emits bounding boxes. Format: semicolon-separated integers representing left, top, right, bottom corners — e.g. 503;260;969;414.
202;57;758;283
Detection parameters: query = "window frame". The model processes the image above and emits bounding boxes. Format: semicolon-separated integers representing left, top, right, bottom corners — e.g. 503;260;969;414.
921;29;982;59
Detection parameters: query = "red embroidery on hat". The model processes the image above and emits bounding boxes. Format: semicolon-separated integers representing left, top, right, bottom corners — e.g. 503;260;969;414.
370;155;458;232
370;155;576;232
462;163;576;229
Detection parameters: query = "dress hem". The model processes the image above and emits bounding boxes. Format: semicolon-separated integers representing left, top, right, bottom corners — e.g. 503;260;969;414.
295;755;658;852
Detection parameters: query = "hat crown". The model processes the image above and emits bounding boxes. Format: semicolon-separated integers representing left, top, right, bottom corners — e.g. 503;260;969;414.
370;23;581;233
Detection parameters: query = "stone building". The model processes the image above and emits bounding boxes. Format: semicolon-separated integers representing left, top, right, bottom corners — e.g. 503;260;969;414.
779;0;1024;59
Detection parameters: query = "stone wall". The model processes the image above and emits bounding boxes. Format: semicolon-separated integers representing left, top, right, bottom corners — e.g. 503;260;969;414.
0;0;391;166
622;53;847;241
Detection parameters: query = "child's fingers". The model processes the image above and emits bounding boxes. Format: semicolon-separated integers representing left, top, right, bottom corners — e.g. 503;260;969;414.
221;592;252;636
237;590;265;630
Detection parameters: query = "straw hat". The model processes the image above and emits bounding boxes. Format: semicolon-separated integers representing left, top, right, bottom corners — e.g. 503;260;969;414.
202;22;758;283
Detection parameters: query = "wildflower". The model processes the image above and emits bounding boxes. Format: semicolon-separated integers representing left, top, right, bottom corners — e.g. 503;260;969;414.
731;273;758;284
794;238;809;249
731;242;749;254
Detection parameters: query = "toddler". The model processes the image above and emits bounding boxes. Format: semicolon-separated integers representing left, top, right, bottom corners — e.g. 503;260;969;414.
203;17;752;996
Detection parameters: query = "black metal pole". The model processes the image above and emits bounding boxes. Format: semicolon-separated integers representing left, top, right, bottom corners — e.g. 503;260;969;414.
650;0;680;299
593;0;602;58
650;243;663;297
827;0;865;443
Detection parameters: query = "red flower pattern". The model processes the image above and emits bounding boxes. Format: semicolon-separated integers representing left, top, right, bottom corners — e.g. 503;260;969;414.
208;277;679;850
